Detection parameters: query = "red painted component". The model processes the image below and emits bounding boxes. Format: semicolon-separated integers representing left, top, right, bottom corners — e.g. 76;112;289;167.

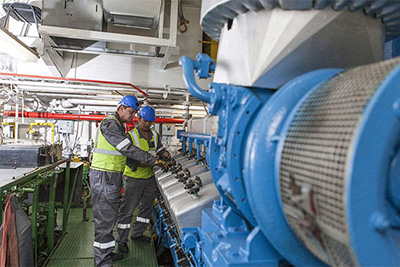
126;122;136;131
0;72;148;97
3;111;185;124
153;118;185;123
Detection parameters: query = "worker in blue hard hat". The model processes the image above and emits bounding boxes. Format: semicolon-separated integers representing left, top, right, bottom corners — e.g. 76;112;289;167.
116;105;171;253
90;96;167;266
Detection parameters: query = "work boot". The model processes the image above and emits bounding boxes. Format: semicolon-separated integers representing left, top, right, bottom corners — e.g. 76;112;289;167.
110;252;123;262
118;243;129;253
131;235;152;243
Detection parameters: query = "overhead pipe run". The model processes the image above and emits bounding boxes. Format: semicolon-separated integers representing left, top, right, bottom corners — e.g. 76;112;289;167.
3;111;185;124
0;72;148;98
0;76;205;109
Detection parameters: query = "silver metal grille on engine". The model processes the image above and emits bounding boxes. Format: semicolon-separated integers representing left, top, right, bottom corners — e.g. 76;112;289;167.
279;57;400;266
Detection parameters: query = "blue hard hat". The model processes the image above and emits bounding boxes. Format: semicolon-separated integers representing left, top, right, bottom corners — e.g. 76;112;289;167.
119;95;139;111
139;106;156;122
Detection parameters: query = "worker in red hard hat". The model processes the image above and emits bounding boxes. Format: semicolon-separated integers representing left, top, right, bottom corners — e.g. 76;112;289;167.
116;105;171;253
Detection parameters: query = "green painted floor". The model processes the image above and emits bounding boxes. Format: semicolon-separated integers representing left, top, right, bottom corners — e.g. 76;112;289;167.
45;208;158;267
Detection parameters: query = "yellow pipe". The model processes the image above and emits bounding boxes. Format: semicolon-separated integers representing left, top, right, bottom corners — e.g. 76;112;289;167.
210;39;219;63
28;123;55;143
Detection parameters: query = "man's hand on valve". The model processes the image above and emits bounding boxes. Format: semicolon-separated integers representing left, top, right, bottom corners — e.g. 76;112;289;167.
162;151;171;160
157;150;172;162
153;159;169;172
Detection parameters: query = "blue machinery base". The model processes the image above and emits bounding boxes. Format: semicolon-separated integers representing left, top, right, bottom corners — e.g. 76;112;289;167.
186;200;282;267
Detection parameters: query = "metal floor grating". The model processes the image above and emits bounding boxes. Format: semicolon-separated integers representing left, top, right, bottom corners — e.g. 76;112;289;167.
45;208;158;267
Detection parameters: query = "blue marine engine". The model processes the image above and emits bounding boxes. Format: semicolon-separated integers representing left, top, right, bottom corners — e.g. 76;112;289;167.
154;0;400;266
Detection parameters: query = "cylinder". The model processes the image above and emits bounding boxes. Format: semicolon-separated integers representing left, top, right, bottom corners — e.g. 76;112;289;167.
245;56;400;265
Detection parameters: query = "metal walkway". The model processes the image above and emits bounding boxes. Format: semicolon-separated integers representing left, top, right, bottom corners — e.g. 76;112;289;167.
45;208;158;267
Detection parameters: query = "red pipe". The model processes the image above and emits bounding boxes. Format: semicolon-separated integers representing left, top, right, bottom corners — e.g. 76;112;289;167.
154;118;184;123
0;72;148;97
4;111;105;121
3;111;184;124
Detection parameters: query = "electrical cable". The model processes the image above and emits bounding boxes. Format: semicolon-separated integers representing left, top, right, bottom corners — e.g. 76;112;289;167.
178;0;189;33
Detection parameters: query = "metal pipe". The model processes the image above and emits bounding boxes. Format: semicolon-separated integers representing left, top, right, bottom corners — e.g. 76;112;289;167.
179;132;211;141
16;86;115;95
22;89;24;123
29;93;121;100
49;107;121;113
0;72;148;97
2;80;146;94
158;0;165;38
182;137;187;152
67;99;118;106
3;111;185;123
0;80;128;92
183;94;190;129
14;86;18;143
148;106;205;111
0;80;193;98
179;56;212;103
145;89;190;96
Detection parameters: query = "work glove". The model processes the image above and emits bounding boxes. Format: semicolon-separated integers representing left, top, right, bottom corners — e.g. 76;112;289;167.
148;150;157;157
153;159;169;172
158;150;172;161
126;158;138;172
163;151;171;160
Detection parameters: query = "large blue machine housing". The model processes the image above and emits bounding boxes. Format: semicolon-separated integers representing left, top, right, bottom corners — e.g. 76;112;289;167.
153;1;400;266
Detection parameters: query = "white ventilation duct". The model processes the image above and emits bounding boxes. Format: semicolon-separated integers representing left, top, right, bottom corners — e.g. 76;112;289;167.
102;0;162;29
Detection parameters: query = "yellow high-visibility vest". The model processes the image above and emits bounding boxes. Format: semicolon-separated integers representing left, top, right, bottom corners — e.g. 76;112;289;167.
91;115;127;173
123;128;158;179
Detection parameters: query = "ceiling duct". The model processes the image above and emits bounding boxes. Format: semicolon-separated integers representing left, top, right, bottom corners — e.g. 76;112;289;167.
41;0;104;49
102;0;162;29
38;0;177;71
42;0;102;31
105;13;155;30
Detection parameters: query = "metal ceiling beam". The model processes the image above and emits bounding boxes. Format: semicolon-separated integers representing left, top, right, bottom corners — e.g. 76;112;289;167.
38;25;173;47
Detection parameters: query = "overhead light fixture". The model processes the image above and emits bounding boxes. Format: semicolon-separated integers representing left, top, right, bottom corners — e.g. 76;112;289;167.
0;27;39;62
